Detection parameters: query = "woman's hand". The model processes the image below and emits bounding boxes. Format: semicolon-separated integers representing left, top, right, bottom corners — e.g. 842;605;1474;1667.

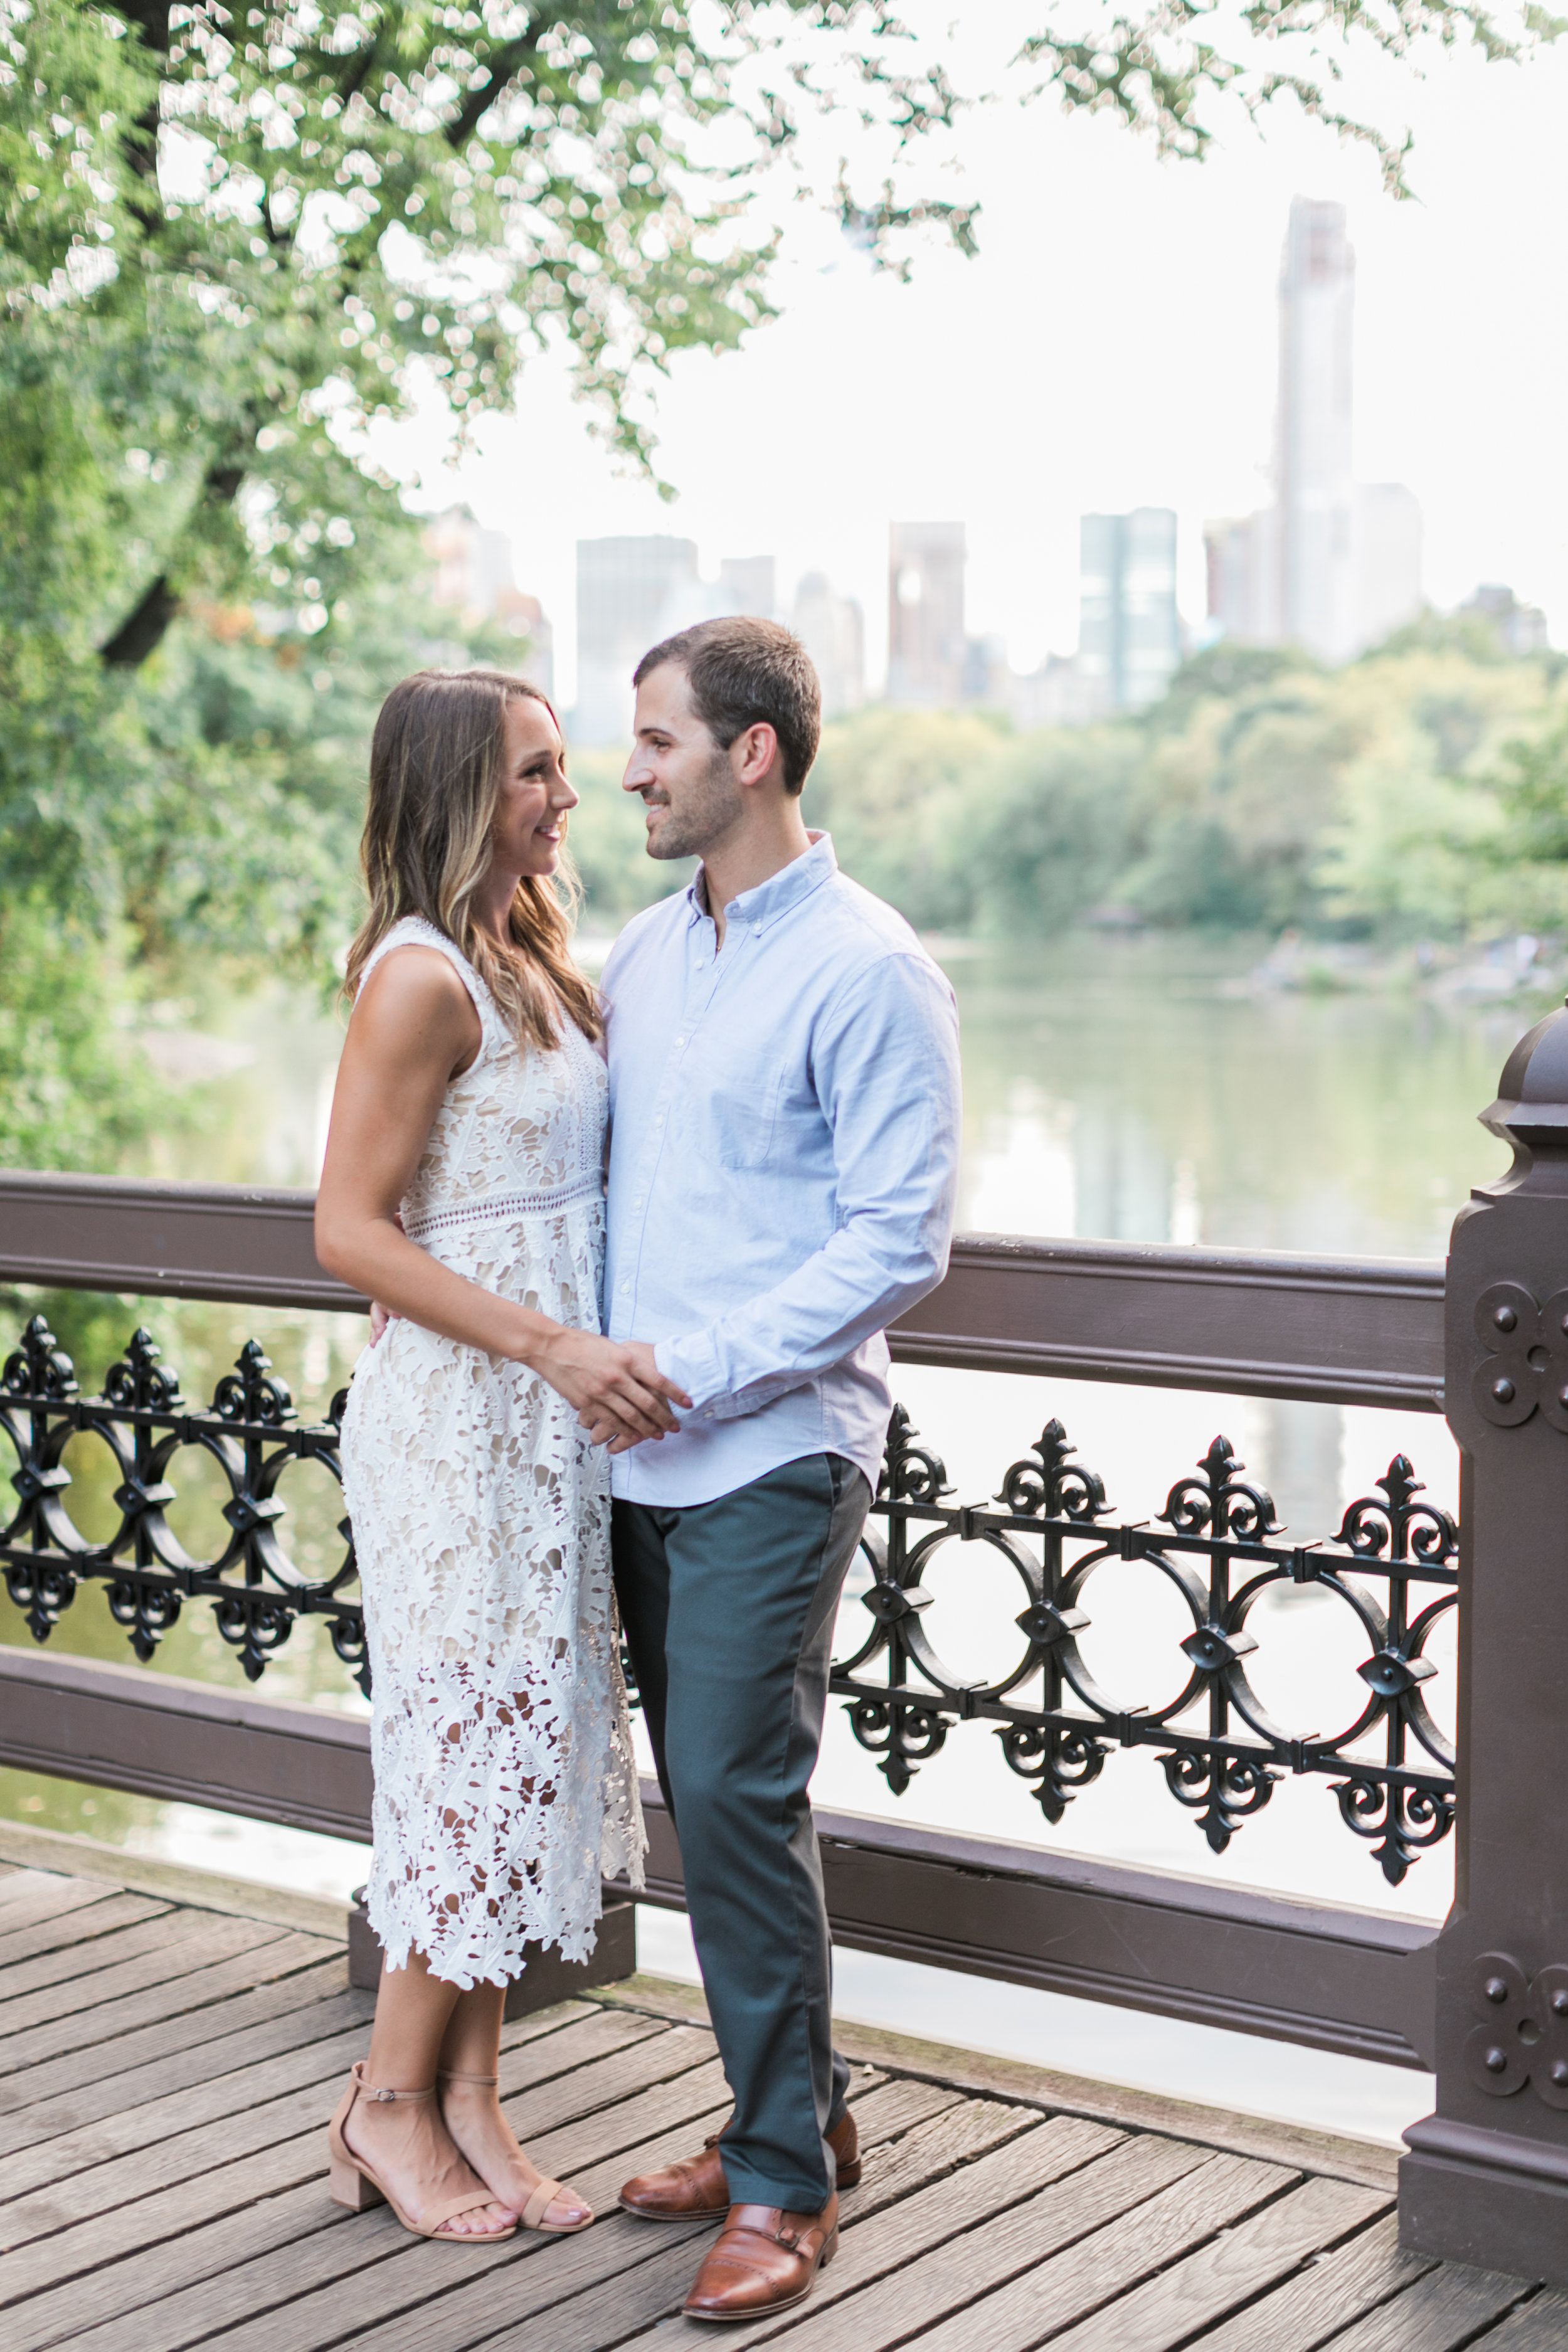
525;1330;691;1448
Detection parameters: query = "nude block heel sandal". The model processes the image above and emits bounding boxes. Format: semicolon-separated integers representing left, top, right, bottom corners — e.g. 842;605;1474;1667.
438;2067;593;2235
327;2062;517;2242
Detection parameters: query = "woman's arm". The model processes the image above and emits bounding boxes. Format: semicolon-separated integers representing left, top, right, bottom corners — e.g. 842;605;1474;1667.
316;946;688;1446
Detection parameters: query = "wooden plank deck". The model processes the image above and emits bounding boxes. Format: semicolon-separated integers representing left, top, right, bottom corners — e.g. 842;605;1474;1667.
0;1851;1554;2352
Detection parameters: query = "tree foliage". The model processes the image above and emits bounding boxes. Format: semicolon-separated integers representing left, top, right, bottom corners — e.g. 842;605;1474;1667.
595;635;1566;949
0;0;1555;1173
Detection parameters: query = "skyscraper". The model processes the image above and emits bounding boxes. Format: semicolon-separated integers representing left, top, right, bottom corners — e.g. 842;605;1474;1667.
1277;198;1357;664
790;573;865;718
1204;198;1422;662
425;507;553;692
1079;509;1181;711
718;556;776;620
887;522;967;705
1353;484;1423;653
573;535;698;745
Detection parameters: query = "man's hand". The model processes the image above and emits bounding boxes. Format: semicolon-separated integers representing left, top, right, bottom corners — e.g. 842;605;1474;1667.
527;1330;691;1449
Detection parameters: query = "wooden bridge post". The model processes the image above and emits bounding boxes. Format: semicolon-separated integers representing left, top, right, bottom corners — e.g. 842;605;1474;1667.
1401;1001;1568;2285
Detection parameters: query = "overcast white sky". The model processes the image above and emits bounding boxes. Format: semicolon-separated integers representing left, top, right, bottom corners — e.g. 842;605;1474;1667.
373;8;1568;701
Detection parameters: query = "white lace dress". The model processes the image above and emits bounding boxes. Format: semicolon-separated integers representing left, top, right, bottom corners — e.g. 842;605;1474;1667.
339;917;644;1988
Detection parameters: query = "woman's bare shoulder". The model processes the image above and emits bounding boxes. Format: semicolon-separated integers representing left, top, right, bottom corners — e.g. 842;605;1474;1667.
352;943;479;1046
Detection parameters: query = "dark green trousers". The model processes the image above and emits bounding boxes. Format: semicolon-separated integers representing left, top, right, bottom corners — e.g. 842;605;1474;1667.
612;1453;868;2212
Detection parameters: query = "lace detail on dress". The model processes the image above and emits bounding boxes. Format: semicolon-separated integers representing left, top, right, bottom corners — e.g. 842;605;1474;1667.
338;915;642;1989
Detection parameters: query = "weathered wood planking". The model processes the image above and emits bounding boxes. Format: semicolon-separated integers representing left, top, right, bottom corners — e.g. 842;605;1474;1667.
33;2038;729;2352
1468;2288;1568;2348
958;2176;1388;2352
0;1890;168;1969
1304;2260;1537;2348
0;1983;378;2156
605;2114;1131;2352
320;2079;997;2352
769;2145;1261;2352
0;1865;1556;2352
1183;2213;1434;2351
0;1926;342;2077
0;1955;352;2115
0;1907;215;2004
0;1873;128;1940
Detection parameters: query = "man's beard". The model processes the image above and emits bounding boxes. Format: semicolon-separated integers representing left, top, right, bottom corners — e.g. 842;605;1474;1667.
645;746;743;861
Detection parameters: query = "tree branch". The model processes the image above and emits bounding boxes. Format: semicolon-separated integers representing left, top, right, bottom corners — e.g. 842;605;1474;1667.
445;27;544;149
97;464;247;669
99;576;179;667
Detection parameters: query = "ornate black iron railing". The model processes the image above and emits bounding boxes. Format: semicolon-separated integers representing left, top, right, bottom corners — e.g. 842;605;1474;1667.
0;1315;365;1690
1;1312;1456;1885
838;1406;1456;1888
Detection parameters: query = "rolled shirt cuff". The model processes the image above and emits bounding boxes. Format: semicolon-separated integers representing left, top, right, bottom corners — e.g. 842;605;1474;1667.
654;1330;812;1425
654;1330;724;1421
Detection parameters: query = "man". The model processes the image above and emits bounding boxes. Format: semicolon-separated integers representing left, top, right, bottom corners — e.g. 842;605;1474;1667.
596;617;961;2324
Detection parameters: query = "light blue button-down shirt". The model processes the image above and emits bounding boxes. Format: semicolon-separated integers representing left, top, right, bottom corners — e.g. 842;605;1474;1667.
601;832;961;1508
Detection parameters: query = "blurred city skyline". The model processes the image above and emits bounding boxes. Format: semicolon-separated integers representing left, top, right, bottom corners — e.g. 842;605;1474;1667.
373;26;1568;706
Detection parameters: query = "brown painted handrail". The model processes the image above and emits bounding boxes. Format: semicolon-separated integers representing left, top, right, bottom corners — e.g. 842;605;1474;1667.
0;1170;1444;1409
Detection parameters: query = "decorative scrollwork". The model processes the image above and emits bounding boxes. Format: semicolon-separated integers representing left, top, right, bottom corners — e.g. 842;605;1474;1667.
847;1695;951;1796
1161;1436;1280;1543
1333;1774;1456;1885
998;1720;1110;1824
1160;1747;1281;1851
0;1319;1464;1882
995;1419;1111;1523
0;1315;366;1697
213;1339;294;1428
1337;1455;1458;1568
832;1410;1459;1883
103;1328;184;1415
3;1315;78;1404
880;1404;952;1506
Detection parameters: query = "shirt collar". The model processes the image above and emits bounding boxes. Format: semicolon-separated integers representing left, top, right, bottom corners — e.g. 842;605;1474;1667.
685;832;838;935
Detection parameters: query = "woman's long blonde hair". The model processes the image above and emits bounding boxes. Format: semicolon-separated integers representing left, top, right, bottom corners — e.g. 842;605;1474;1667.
344;667;601;1050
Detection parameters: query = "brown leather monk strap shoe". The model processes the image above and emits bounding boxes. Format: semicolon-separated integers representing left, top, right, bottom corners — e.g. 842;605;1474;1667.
618;2107;859;2220
682;2195;839;2323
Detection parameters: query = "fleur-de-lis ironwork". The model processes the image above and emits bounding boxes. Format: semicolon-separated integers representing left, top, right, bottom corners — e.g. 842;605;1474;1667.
0;1318;366;1694
834;1409;1457;1882
0;1320;1461;1878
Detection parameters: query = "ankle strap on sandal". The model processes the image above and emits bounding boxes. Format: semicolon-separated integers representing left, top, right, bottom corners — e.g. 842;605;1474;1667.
352;2061;436;2106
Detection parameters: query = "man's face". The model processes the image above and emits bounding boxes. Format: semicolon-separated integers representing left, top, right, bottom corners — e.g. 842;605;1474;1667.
623;662;742;863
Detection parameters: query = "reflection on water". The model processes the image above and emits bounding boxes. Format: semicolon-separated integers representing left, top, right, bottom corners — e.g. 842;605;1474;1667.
1;933;1540;2139
953;934;1518;1259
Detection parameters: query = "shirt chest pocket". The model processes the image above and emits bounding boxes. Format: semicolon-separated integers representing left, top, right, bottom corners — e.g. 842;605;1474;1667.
710;1056;788;1170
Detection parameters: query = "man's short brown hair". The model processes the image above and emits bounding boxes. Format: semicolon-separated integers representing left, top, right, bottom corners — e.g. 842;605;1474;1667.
633;617;821;795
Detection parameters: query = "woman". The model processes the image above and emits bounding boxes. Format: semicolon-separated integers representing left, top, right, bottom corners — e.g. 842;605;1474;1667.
315;669;689;2243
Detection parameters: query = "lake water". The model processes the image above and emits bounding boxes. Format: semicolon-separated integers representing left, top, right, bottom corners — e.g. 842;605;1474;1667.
3;930;1549;2144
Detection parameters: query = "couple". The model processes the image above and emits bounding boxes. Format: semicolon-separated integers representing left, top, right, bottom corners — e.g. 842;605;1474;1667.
315;618;962;2323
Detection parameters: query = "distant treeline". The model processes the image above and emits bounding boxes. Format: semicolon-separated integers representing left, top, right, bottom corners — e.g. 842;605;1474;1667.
569;619;1568;943
8;601;1566;1177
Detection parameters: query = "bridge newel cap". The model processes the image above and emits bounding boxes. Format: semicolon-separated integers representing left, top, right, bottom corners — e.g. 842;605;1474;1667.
1481;997;1568;1147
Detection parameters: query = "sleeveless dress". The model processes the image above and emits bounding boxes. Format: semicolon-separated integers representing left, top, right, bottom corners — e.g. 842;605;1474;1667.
339;916;644;1988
